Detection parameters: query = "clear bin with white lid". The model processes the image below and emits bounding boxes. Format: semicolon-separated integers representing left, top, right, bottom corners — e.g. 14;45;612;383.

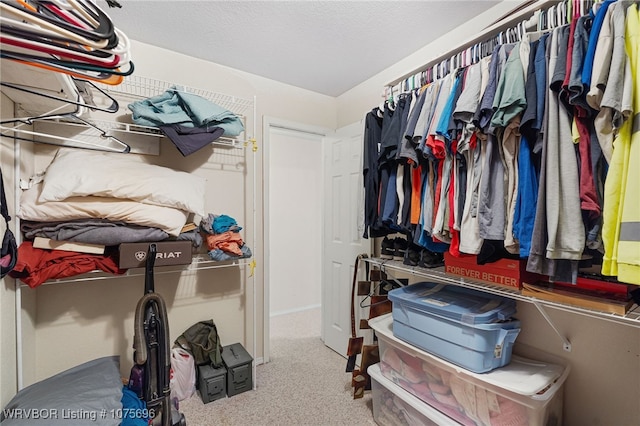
369;313;570;426
369;363;459;426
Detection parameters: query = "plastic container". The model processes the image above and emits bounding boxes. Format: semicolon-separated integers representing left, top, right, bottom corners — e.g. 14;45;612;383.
369;314;569;426
388;282;520;373
369;363;458;426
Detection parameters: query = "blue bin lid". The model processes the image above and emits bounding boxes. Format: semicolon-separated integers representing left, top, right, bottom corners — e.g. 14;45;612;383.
388;282;517;325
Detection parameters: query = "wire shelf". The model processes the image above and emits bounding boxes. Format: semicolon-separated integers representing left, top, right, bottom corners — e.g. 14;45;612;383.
25;255;254;287
96;75;254;117
86;75;255;150
364;257;640;328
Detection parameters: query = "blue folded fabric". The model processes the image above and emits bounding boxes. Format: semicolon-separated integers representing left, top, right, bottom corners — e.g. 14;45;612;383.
208;245;252;261
200;213;242;235
121;386;150;426
128;88;245;137
213;214;242;234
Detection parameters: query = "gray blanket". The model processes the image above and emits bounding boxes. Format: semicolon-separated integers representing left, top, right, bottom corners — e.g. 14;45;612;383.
21;219;169;246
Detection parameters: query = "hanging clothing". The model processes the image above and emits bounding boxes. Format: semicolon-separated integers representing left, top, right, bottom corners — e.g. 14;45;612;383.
362;107;384;238
582;0;618;92
514;37;545;258
527;26;579;283
360;6;638;286
605;3;640;284
594;1;633;163
492;40;528;255
477;43;514;248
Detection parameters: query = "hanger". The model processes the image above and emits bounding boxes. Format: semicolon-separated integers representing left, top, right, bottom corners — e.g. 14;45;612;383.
0;118;131;153
2;0;116;45
358;282;388;309
547;5;554;29
0;3;110;49
36;1;93;30
376;100;384;118
538;8;547;31
0;49;134;75
0;52;129;85
55;0;108;30
1;21;131;64
46;0;101;27
0;79;120;123
0;33;122;67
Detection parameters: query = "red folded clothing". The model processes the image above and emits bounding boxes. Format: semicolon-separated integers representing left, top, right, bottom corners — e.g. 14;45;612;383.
9;241;125;288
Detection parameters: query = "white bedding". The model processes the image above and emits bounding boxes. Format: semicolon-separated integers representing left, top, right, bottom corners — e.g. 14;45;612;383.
38;149;206;216
19;183;189;237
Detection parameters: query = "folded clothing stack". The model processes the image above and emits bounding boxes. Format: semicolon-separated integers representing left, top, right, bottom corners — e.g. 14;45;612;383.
200;214;252;261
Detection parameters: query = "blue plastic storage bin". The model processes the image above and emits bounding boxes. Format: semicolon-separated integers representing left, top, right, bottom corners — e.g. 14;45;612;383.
388;282;521;373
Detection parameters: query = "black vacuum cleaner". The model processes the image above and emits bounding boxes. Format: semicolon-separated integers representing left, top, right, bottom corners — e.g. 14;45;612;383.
132;243;186;426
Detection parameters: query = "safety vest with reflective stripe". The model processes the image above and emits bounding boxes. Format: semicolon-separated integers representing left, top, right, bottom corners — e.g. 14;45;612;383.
616;4;640;285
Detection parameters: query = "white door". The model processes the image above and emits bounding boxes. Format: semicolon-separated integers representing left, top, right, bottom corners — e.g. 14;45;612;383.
322;121;371;356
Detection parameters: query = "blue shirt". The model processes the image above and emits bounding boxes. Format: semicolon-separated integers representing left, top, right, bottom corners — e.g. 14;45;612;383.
581;0;617;88
513;135;539;257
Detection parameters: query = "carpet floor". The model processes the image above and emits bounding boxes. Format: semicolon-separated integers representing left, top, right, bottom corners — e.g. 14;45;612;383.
179;308;376;425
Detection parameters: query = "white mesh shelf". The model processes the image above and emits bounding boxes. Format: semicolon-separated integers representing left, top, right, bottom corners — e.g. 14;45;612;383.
364;257;640;328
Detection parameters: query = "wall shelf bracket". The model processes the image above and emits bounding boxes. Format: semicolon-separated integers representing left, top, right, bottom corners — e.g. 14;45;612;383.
533;301;571;352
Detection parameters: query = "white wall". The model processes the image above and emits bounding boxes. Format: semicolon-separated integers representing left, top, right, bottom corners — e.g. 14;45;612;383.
268;127;323;316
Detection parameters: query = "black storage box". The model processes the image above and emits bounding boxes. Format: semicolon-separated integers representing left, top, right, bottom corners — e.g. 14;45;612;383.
221;343;253;397
198;364;227;404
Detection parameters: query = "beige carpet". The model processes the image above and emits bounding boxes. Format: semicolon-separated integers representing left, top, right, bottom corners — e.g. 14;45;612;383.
179;308;376;425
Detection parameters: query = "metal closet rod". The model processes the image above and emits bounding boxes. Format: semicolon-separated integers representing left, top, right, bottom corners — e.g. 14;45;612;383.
386;0;559;89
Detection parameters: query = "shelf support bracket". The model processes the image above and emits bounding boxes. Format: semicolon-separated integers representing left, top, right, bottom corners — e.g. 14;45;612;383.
533;301;571;352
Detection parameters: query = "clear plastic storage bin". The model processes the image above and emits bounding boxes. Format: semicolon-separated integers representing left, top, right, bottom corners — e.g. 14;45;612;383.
369;314;569;426
369;363;459;426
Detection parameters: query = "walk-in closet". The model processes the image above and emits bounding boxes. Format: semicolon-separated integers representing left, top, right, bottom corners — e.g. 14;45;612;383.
1;1;639;425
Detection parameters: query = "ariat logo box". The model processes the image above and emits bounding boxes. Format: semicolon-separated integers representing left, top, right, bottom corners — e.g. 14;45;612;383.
444;252;543;289
118;241;193;268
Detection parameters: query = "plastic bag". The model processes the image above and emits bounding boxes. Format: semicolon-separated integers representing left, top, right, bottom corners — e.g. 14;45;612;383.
170;347;196;401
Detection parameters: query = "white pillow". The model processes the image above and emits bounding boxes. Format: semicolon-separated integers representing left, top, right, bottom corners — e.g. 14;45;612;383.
39;149;206;216
19;183;189;237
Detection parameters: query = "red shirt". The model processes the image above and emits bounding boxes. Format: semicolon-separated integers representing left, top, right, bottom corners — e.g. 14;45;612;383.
9;241;124;288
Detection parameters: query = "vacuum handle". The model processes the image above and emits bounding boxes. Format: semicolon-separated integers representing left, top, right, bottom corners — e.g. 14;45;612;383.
145;243;157;294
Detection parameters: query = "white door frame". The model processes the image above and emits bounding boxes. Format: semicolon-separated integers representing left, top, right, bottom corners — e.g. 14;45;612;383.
262;116;331;363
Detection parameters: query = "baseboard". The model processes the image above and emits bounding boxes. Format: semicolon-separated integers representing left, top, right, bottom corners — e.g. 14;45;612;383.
269;303;321;318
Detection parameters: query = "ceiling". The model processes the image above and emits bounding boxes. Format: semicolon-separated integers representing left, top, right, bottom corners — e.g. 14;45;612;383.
104;1;509;97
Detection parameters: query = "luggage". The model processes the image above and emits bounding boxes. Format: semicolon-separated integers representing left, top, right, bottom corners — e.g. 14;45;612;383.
132;243;187;426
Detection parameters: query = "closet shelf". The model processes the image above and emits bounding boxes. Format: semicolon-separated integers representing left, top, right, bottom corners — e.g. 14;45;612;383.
364;257;640;328
89;75;253;150
31;116;246;150
24;255;254;287
95;75;254;118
